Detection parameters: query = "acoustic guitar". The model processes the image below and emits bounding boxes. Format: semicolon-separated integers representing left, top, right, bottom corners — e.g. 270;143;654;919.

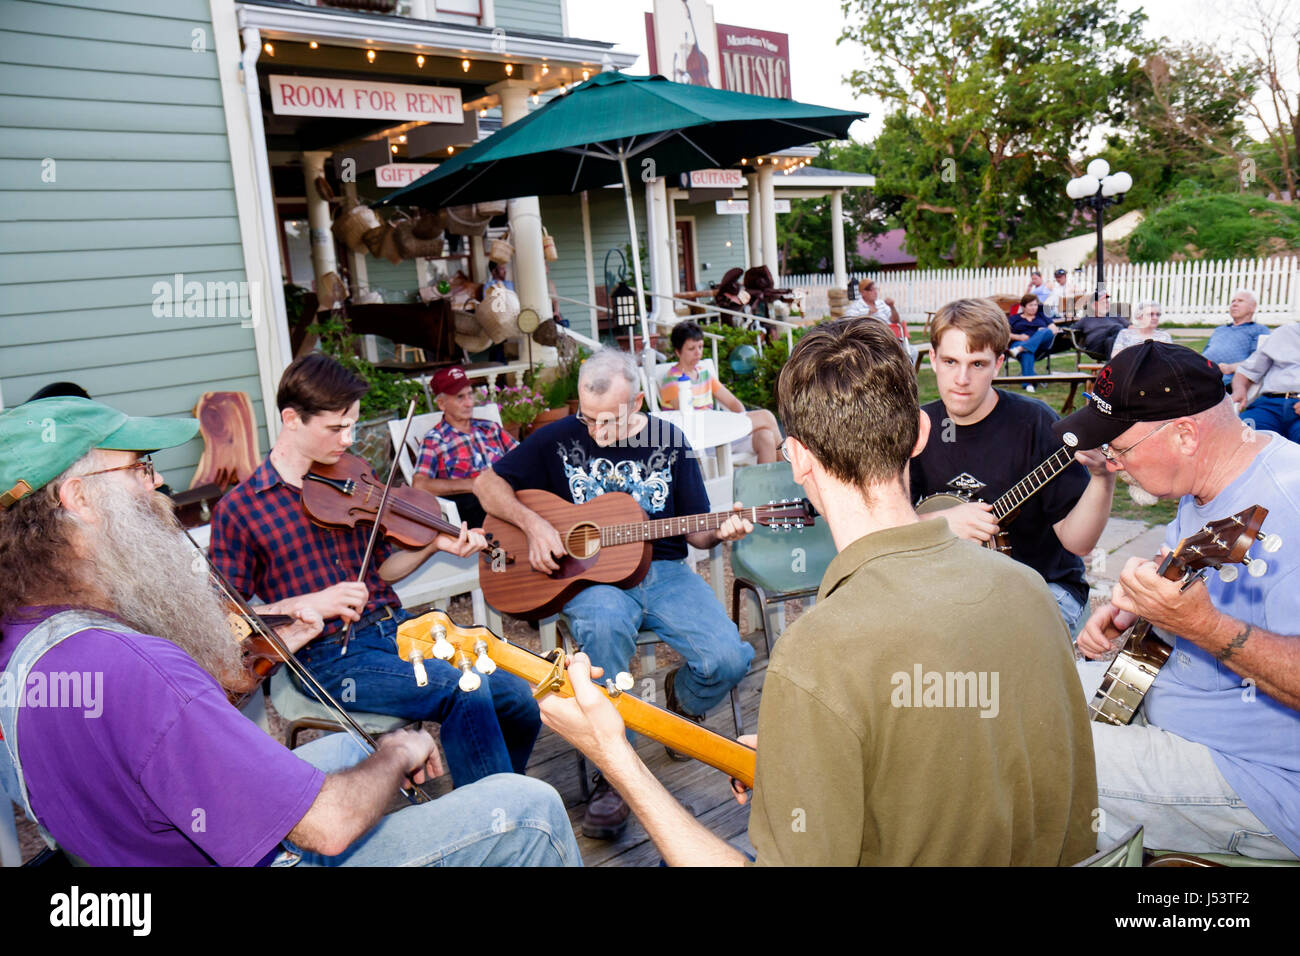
395;610;756;786
480;490;815;618
915;445;1079;554
1089;506;1277;726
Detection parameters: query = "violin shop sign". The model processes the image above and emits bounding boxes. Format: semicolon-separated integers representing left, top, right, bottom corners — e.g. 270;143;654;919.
644;2;791;99
269;75;463;123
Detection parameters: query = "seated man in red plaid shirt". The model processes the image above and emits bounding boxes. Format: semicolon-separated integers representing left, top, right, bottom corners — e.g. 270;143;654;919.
412;366;516;530
210;354;541;789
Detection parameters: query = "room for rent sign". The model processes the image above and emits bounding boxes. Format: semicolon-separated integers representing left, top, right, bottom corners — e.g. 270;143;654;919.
268;75;464;123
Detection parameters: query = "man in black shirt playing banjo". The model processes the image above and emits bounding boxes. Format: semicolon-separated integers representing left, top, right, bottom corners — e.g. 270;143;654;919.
909;298;1116;637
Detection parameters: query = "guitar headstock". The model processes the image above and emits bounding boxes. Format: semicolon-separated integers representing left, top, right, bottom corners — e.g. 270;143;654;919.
396;611;506;692
754;498;817;531
1163;505;1279;584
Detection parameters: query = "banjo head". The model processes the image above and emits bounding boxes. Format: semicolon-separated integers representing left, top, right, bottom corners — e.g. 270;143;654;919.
915;492;973;515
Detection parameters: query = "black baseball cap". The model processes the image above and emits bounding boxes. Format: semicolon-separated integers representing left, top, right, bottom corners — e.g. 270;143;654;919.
1054;268;1067;276
1052;341;1225;450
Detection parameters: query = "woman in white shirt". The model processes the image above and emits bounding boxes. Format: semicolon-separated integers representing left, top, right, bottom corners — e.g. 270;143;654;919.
1110;300;1172;357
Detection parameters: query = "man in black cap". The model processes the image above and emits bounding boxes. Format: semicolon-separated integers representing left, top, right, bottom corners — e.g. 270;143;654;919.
1055;340;1300;861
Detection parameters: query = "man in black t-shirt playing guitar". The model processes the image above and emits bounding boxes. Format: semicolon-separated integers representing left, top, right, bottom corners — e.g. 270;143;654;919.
910;298;1116;636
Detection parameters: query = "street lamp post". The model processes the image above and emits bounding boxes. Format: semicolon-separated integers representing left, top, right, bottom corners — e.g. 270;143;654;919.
1066;158;1133;307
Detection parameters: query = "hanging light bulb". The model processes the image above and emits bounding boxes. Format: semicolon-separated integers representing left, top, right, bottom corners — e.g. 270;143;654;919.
447;146;454;154
366;49;376;63
397;134;407;143
309;41;318;50
505;63;514;76
479;107;487;117
582;69;590;81
262;42;274;56
531;92;539;104
462;58;470;71
541;63;549;76
416;54;425;68
390;144;398;154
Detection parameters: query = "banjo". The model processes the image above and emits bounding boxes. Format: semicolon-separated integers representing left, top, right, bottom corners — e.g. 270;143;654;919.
915;445;1079;554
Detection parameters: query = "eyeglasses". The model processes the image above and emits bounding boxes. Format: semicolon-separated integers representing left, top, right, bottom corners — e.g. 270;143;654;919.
575;408;632;431
779;437;793;462
81;455;156;484
1100;422;1171;465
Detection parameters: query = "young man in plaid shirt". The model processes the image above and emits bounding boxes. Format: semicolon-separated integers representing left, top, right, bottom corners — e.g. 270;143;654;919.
412;366;516;529
210;354;540;788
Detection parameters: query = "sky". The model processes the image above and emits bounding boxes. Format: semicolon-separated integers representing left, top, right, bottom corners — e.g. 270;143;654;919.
564;0;1270;147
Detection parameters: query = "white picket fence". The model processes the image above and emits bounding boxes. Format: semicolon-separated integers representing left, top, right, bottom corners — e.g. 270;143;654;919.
783;256;1300;325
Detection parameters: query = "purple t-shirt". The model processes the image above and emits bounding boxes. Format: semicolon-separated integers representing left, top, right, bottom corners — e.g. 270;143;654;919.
0;608;323;866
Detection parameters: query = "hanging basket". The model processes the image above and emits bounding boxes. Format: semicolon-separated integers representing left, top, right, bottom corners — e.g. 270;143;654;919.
533;317;560;346
453;310;482;335
542;227;558;262
412;210;447;239
332;200;381;252
488;231;514;263
395;219;445;259
316;271;348;311
456;330;493;353
476;285;521;343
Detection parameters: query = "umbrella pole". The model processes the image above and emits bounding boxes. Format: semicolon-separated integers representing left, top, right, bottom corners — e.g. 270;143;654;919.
619;152;653;359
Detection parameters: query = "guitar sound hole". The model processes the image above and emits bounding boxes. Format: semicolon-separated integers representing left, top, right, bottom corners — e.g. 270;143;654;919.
565;522;601;560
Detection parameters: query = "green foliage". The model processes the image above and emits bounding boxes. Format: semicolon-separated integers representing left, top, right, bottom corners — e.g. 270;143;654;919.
1125;194;1300;262
839;0;1149;266
778;141;882;274
307;314;426;421
541;342;590;409
700;323;816;412
495;385;548;426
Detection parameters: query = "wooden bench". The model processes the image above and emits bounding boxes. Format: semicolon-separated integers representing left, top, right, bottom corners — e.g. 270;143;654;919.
995;371;1095;413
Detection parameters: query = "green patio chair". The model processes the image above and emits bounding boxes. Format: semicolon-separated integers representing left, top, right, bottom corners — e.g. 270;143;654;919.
1074;825;1144;866
730;462;837;656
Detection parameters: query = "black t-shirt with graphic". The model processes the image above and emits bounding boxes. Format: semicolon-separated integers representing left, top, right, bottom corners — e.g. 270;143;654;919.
909;389;1090;603
491;415;710;562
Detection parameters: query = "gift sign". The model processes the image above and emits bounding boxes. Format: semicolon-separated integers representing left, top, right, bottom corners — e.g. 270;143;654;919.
269;75;463;122
376;163;439;188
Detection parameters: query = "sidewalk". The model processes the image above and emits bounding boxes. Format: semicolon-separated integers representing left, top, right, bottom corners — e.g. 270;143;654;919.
1084;514;1168;604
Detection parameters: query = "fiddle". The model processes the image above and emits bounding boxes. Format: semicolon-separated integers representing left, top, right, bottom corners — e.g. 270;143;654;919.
300;452;507;566
223;605;294;706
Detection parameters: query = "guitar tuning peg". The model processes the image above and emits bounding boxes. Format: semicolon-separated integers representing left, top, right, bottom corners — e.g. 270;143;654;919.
605;678;622;698
410;647;429;688
431;625;455;661
1218;564;1238;583
614;671;635;691
1246;556;1268;578
1259;532;1283;553
455;653;481;692
473;639;496;675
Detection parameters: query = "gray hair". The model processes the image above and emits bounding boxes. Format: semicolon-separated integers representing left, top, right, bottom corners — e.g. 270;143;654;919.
1232;288;1257;307
578;347;639;396
1135;299;1162;319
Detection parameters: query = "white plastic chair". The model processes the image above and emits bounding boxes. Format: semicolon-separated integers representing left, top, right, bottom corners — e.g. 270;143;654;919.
387;404;503;486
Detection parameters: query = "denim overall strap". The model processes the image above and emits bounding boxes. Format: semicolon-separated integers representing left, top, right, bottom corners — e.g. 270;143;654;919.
0;610;134;849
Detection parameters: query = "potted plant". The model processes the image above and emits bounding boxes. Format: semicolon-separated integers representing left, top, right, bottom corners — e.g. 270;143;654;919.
496;384;549;438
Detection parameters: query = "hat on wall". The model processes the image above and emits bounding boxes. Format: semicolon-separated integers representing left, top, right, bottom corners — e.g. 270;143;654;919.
0;397;198;509
1051;341;1225;450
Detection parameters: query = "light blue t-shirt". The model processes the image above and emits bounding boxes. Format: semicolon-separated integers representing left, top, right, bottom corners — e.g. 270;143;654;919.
1145;435;1300;855
1203;322;1268;386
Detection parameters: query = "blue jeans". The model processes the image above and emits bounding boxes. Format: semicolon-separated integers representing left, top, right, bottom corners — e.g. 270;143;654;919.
1047;582;1086;641
1015;327;1055;376
562;559;754;716
274;733;580;867
295;609;540;788
1241;395;1300;442
1075;661;1296;860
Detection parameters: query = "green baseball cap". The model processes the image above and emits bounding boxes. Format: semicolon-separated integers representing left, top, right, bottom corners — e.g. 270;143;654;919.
0;397;200;509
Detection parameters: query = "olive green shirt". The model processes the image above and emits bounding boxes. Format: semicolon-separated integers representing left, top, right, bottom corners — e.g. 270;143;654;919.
748;518;1097;866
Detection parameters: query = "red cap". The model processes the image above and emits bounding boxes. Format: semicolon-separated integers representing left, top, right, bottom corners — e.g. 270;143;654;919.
432;366;471;396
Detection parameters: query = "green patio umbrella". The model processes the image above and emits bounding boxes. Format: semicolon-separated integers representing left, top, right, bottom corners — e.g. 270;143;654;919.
378;72;865;349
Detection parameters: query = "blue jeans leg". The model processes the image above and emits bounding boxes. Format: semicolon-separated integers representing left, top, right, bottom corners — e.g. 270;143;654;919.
1017;328;1054;375
279;735;579;867
1242;395;1300;443
294;613;540;788
1047;582;1086;642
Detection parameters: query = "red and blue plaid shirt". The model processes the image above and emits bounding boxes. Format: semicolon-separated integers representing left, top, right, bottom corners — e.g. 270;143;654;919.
414;418;517;481
210;457;399;637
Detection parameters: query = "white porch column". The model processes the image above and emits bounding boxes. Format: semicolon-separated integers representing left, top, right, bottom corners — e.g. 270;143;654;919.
488;79;555;364
469;234;488;284
830;188;847;290
340;179;369;298
747;172;763;266
645;176;675;330
580;189;598;339
302;150;338;289
759;164;778;277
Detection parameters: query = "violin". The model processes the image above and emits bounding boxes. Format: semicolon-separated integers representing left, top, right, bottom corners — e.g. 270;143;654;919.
223;604;294;706
299;452;506;565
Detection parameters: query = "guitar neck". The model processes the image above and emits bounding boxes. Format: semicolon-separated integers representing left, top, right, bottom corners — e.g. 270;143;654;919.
990;446;1076;522
600;506;762;546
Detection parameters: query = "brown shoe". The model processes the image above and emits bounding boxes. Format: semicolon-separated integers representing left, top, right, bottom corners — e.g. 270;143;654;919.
581;773;630;840
663;667;704;761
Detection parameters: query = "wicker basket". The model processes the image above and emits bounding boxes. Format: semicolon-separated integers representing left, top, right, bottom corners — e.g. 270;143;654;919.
412;210;447;239
488;231;514;263
333;201;382;252
542;227;558;262
445;205;491;237
476;284;521;343
456;330;493;353
316;271;348;311
395;219;445;258
453;310;482;335
533;317;560;346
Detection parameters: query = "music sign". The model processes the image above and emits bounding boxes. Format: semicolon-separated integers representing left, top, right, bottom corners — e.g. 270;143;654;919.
269;75;463;123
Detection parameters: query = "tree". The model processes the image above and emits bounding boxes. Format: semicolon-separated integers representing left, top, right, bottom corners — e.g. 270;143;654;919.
1139;1;1299;205
777;140;887;273
839;0;1149;266
1124;193;1300;261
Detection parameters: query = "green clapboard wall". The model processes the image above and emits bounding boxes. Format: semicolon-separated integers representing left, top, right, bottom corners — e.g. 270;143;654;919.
0;0;267;485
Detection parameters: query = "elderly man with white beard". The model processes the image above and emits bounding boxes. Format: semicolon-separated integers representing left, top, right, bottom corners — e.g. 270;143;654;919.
0;397;578;867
